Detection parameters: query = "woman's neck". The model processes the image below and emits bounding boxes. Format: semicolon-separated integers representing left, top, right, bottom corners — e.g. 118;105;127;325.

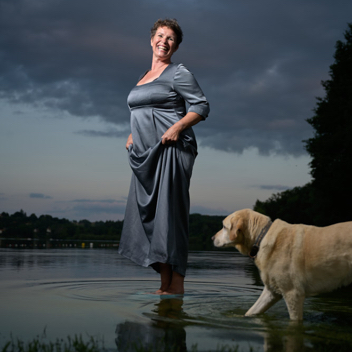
151;57;171;72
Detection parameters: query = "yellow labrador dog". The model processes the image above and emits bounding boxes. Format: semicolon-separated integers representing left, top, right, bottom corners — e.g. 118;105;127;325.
212;208;352;320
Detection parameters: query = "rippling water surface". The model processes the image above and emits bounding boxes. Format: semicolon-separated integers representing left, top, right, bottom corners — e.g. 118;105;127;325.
1;249;352;351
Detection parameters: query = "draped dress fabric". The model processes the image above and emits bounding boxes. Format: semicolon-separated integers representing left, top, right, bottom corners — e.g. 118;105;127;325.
118;63;209;276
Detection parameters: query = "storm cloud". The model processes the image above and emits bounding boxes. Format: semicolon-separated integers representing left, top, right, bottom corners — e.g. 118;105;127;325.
29;193;53;199
1;0;351;156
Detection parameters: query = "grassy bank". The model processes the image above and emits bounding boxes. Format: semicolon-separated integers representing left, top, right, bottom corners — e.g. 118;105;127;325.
1;335;254;352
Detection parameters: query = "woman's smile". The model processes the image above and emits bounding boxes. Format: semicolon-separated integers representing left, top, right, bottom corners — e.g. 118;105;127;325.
151;26;178;60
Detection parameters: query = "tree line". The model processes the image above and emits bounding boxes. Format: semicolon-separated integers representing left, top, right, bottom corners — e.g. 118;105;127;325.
0;210;225;251
254;23;352;227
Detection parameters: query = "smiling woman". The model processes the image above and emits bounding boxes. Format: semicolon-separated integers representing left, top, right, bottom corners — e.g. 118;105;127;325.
118;18;210;295
137;25;180;85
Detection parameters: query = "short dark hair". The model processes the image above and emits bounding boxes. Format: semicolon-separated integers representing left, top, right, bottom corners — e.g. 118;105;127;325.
150;18;183;46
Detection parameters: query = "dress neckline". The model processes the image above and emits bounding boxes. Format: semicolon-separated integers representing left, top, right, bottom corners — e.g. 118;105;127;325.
136;63;173;87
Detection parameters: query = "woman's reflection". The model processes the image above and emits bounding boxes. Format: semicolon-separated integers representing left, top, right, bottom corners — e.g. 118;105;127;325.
116;297;187;352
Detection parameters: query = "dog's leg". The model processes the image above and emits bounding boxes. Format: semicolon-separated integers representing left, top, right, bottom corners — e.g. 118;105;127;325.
245;286;282;316
283;290;305;320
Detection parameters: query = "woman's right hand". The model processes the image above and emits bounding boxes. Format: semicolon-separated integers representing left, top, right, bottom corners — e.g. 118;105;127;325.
126;133;133;150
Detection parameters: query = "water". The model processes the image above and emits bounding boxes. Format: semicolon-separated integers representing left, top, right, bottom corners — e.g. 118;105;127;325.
1;249;352;351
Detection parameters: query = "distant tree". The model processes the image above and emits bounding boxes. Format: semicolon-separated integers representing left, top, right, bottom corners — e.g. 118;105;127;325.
254;183;314;224
0;212;10;228
79;220;91;227
304;23;352;225
15;209;26;216
189;213;225;250
28;213;38;222
13;210;27;220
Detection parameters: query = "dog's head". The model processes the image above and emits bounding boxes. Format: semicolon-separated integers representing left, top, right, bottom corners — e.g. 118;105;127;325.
212;209;271;255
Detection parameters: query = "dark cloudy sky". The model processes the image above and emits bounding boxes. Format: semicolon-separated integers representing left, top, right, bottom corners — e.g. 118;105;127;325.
1;0;351;221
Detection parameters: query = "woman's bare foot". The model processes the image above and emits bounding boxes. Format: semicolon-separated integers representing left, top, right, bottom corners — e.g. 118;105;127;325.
151;263;185;295
152;287;168;294
160;289;184;295
152;263;173;294
161;271;184;295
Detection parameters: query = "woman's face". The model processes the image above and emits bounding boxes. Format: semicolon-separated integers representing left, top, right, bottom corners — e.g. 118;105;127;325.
151;26;178;61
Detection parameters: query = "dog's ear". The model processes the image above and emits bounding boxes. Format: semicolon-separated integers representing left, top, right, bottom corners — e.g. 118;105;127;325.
229;217;243;241
235;218;244;236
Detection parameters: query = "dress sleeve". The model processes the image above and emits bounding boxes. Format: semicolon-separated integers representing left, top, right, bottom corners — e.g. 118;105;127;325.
173;64;210;119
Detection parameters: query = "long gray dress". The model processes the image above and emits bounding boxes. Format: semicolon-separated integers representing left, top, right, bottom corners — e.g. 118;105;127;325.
118;63;209;276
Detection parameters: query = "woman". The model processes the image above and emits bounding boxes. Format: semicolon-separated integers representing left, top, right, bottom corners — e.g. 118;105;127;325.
118;18;209;295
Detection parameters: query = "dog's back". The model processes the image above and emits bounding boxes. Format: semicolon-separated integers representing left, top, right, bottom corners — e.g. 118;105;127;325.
257;220;352;297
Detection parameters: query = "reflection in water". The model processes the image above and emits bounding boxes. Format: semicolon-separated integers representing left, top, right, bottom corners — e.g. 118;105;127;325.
115;297;307;352
116;297;187;352
252;318;305;352
115;293;352;352
2;250;352;351
248;314;352;352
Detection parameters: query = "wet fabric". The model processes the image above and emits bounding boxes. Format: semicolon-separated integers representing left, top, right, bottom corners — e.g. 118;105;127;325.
118;63;209;276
